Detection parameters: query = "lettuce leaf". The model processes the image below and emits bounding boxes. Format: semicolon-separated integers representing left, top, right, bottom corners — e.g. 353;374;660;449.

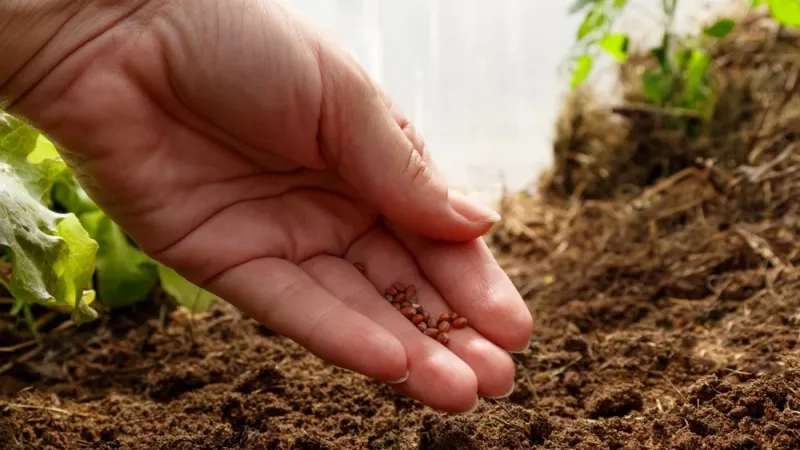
0;113;98;323
79;209;159;306
157;263;217;313
1;112;216;317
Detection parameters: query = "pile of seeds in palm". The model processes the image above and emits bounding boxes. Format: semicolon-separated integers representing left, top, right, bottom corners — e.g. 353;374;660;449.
353;262;468;346
383;281;468;345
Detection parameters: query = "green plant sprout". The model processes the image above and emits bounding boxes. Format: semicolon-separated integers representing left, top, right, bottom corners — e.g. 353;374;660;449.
568;0;800;131
0;112;219;335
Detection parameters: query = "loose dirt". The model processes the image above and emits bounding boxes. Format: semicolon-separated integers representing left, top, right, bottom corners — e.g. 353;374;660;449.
3;8;800;450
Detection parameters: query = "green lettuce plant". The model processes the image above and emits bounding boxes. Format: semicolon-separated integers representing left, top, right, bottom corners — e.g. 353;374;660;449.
0;113;218;332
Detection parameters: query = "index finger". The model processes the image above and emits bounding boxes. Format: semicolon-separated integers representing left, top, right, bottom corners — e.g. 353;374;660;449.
388;226;533;353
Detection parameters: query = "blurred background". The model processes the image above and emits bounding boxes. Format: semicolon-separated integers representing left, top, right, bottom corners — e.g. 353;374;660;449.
285;0;731;202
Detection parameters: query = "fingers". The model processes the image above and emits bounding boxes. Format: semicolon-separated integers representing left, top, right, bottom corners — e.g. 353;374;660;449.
346;227;517;402
205;257;408;384
389;225;534;353
314;42;501;242
300;254;478;413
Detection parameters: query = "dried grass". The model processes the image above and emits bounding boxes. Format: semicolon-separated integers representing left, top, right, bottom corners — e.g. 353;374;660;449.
487;10;800;335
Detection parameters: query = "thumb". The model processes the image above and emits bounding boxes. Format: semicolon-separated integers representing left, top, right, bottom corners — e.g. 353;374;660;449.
317;55;501;242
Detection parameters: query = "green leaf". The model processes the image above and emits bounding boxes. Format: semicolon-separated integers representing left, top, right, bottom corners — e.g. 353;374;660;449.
52;166;157;308
0;115;67;204
703;18;736;37
577;7;607;40
571;55;594;87
0;165;98;319
600;33;629;62
683;49;712;108
52;173;98;215
751;0;766;6
686;50;711;84
157;264;217;313
0;114;98;320
768;0;800;27
79;210;158;307
651;46;668;70
613;0;628;7
642;70;670;104
53;214;99;323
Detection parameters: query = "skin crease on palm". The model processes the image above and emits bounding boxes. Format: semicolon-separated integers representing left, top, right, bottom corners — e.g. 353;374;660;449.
1;0;533;413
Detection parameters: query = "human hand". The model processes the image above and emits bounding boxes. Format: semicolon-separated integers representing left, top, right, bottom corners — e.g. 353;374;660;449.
2;0;533;413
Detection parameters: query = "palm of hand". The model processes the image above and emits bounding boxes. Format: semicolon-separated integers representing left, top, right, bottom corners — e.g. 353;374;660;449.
14;0;532;413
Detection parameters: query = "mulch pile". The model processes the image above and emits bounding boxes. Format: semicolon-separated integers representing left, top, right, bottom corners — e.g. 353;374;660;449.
3;9;800;450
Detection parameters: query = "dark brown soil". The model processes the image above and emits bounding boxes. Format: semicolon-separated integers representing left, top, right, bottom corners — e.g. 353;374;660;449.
3;151;800;450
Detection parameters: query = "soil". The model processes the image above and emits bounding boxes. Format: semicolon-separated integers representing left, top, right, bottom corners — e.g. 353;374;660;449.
3;156;800;450
4;8;800;450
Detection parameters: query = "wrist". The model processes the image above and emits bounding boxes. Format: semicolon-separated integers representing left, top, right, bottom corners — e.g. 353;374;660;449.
0;0;149;110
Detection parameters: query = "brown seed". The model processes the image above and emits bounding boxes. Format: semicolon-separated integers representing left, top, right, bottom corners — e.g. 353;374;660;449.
400;306;416;319
417;322;427;332
406;285;417;295
449;312;458;321
423;311;431;322
437;332;450;345
394;303;402;310
424;328;439;339
400;301;412;309
353;262;366;273
438;313;451;323
384;294;394;302
405;294;417;303
393;281;407;292
438;321;451;332
385;287;398;296
411;314;425;325
427;317;437;328
394;292;406;303
453;317;468;328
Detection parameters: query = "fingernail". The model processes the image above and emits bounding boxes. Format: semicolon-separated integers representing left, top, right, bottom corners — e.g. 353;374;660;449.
457;398;480;415
486;382;515;399
387;370;410;385
448;189;501;224
509;341;530;354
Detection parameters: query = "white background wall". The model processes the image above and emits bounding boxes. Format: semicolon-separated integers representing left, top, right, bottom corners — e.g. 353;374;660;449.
284;0;736;201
